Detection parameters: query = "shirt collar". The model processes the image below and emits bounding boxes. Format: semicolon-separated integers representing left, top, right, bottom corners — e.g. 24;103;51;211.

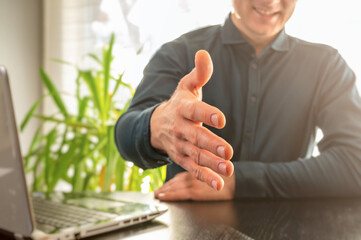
221;13;289;52
271;29;289;52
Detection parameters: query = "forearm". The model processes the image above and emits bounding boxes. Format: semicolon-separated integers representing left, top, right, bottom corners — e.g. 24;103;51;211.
114;105;171;169
233;52;361;198
114;41;187;169
233;147;361;198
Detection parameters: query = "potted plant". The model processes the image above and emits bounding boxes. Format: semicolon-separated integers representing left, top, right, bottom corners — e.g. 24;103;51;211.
21;34;165;193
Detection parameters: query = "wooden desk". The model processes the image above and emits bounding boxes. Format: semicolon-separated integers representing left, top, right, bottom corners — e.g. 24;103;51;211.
2;192;361;240
89;192;361;240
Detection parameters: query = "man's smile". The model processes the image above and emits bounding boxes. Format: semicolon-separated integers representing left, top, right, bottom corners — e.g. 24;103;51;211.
253;6;280;17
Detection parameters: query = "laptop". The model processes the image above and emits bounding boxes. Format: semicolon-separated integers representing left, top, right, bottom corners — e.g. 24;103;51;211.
0;66;167;240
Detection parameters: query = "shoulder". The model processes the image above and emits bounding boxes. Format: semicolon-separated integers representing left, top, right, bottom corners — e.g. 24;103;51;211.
298;38;354;77
158;24;222;55
157;24;222;47
151;25;222;72
177;25;222;43
289;36;355;90
286;35;349;76
288;35;339;59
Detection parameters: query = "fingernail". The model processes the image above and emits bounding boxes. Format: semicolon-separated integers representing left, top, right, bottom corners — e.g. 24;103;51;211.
217;146;225;159
211;180;218;190
158;193;165;198
218;162;227;175
211;114;218;126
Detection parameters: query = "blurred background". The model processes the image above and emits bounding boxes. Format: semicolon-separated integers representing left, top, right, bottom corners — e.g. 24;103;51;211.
0;0;360;191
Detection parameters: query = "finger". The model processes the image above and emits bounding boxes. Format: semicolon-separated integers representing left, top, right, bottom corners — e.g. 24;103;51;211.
194;50;213;89
174;154;225;191
155;177;180;194
155;189;193;201
181;100;226;129
180;140;234;177
174;120;233;160
154;172;191;196
154;182;171;197
179;50;213;94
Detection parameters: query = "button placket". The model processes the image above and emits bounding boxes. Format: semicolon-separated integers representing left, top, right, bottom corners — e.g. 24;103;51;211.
251;62;258;70
250;94;257;103
241;59;261;161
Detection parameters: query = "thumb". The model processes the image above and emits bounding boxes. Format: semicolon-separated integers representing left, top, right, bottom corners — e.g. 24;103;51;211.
194;50;213;89
181;50;213;97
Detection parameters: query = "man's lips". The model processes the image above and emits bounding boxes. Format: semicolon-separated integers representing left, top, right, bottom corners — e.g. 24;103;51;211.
253;7;279;16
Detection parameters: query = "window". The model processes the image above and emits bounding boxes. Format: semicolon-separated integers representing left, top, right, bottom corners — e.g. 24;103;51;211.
43;0;361;157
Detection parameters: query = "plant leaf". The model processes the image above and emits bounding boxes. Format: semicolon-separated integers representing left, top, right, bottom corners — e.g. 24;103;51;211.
103;126;117;191
136;45;143;55
115;156;125;191
119;98;132;115
72;134;88;192
32;153;44;192
44;129;57;190
33;114;96;129
51;58;74;66
103;33;115;104
20;95;48;131
24;34;166;193
87;53;102;65
77;97;89;121
23;124;43;169
49;137;79;191
39;68;68;118
110;73;124;100
81;71;102;114
120;81;134;95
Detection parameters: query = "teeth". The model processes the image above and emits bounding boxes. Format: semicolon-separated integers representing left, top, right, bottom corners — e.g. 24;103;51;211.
255;8;275;16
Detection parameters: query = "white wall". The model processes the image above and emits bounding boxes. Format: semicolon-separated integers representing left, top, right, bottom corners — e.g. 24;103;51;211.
0;0;42;154
287;0;361;88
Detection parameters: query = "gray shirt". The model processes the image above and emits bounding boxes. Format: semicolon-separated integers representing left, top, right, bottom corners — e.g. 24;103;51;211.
115;15;361;198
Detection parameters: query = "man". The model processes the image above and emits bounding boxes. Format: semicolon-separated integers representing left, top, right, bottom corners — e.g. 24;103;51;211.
115;0;361;200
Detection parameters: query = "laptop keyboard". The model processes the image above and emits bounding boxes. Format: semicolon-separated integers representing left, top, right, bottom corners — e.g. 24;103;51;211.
32;197;118;229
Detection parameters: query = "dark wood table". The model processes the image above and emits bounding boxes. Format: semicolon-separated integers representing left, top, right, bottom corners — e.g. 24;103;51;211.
2;192;361;240
89;192;361;240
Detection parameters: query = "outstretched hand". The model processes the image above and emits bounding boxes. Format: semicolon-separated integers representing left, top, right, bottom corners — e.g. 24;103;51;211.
150;50;234;191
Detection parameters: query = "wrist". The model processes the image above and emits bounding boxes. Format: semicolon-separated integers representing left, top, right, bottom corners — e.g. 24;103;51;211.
150;102;167;153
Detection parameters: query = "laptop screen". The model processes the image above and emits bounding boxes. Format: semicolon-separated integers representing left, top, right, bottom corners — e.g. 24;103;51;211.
0;66;34;236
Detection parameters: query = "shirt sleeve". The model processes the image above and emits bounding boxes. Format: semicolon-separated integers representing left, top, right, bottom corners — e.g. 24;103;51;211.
114;41;188;169
234;52;361;198
114;105;171;169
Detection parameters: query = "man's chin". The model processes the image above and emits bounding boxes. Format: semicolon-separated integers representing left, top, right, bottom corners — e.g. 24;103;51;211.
249;26;281;39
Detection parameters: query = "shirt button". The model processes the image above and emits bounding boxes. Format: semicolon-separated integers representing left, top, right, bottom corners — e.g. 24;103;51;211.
250;95;257;102
157;160;165;165
251;63;258;70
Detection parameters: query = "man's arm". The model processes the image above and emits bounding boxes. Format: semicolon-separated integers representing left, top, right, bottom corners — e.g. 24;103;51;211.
232;52;361;198
115;43;185;170
149;50;234;191
115;47;234;191
154;50;361;201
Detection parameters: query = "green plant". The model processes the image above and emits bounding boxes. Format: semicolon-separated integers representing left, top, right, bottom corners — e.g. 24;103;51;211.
21;34;166;193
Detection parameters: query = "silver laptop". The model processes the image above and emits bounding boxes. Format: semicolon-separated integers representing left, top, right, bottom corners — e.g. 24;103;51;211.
0;66;167;240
